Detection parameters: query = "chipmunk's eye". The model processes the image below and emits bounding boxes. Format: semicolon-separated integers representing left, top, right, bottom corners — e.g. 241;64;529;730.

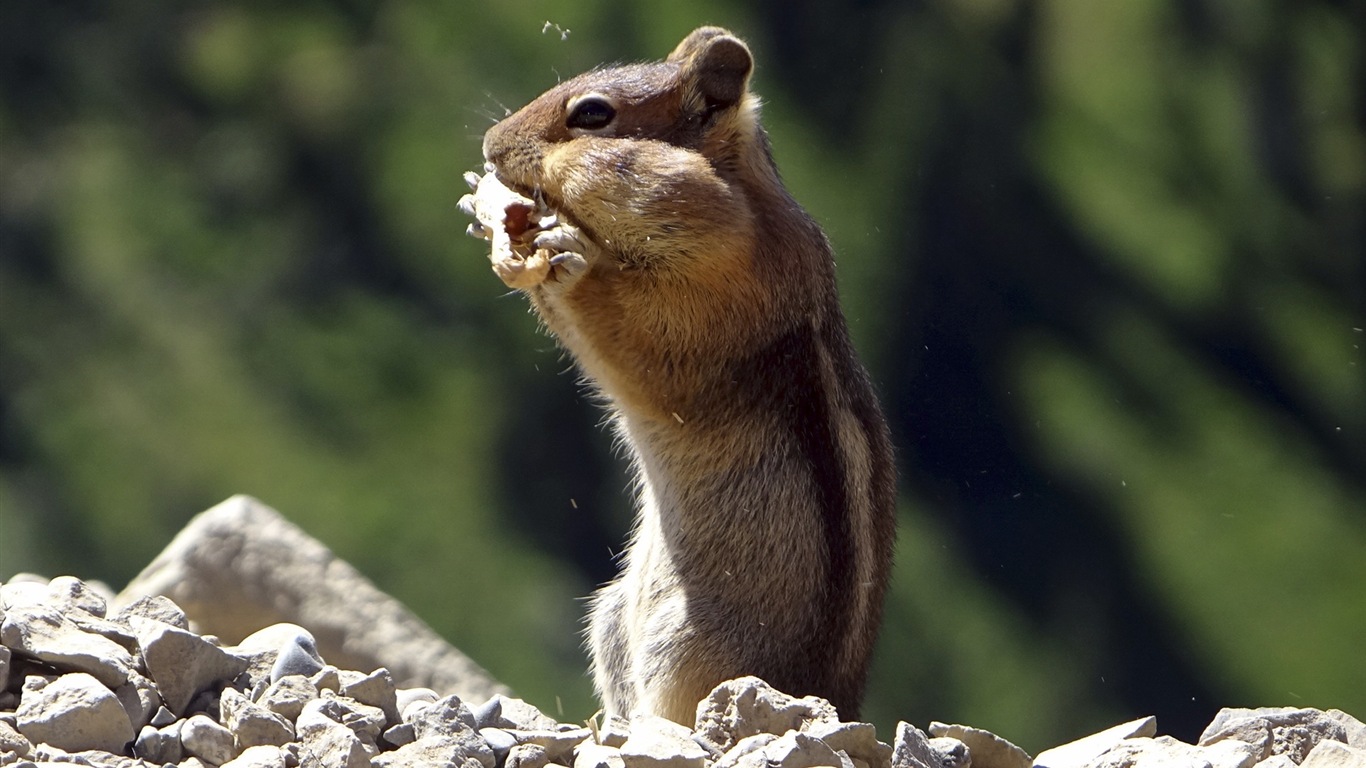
566;95;617;130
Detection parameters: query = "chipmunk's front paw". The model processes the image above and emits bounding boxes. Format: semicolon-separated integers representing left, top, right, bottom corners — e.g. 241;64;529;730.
459;168;556;289
534;224;594;288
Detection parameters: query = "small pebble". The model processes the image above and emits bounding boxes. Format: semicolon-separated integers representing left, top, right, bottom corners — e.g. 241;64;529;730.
309;665;342;694
150;704;178;727
183;713;239;765
395;687;439;721
134;723;185;764
507;743;552;768
484;726;519;762
382;722;416;749
260;675;319;723
271;633;325;682
473;696;505;729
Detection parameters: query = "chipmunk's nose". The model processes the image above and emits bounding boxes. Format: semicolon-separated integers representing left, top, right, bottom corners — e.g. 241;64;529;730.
480;115;544;196
481;121;506;164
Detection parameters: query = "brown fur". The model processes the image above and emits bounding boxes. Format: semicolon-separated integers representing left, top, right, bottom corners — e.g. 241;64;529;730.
480;27;896;724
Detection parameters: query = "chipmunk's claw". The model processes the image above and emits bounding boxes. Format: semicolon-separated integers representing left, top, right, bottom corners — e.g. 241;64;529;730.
533;226;586;255
458;192;479;220
547;252;589;282
458;168;595;290
534;223;593;286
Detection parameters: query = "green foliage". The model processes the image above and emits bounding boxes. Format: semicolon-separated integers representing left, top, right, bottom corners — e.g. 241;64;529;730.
1;0;1361;750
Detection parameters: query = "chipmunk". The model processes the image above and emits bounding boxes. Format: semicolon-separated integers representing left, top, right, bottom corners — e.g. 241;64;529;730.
461;26;896;725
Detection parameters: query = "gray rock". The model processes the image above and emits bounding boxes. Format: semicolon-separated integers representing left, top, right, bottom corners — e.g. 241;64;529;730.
507;743;553;768
14;672;135;754
484;727;520;763
1200;709;1349;765
222;623;316;691
763;730;846;768
310;665;342;695
222;744;288;768
114;594;190;630
0;646;10;690
220;687;294;750
1251;756;1298;768
64;749;153;768
339;667;399;727
807;720;893;768
297;707;370;768
133;723;185;764
1202;718;1273;765
0;720;32;758
597;717;632;750
27;741;72;763
1325;712;1366;750
396;687;439;721
183;713;239;766
694;677;840;754
19;671;56;693
373;735;493;768
303;695;387;743
383;722;416;748
65;610;141;657
1;604;136;688
259;676;319;724
1090;736;1258;768
715;734;779;768
473;697;505;729
509;728;595;762
1202;738;1265;768
1299;741;1366;768
409;694;479;739
0;579;49;610
114;495;507;702
149;706;178;727
1035;718;1159;768
114;671;163;732
930;723;1031;768
45;576;108;618
271;634;325;683
477;695;561;732
575;742;627;768
620;716;708;768
295;698;339;732
133;616;249;716
930;737;972;768
390;694;492;767
895;723;955;768
1201;710;1298;743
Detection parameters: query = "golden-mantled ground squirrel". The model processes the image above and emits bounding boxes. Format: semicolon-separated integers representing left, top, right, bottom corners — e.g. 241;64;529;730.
461;26;896;724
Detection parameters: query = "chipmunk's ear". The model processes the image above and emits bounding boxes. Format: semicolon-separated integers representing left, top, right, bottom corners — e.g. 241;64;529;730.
670;27;753;114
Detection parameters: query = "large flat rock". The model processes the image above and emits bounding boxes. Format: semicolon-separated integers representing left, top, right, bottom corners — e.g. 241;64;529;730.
116;494;506;702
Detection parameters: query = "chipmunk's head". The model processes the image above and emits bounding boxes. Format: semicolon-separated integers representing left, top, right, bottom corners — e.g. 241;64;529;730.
482;27;763;200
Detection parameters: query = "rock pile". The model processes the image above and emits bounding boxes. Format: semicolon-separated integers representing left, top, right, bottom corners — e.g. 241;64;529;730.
4;576;1366;768
2;572;892;768
114;495;503;703
4;494;1366;768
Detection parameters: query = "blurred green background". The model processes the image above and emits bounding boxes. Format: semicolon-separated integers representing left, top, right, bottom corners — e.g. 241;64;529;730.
1;0;1362;752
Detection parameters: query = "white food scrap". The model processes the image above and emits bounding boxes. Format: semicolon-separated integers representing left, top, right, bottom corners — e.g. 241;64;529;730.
459;169;555;289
